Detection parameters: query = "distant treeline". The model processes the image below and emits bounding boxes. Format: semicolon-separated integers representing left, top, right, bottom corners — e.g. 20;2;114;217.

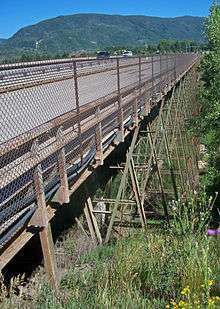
0;40;207;64
107;40;208;55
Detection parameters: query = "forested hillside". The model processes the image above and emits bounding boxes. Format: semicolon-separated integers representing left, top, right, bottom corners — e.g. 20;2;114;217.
0;14;205;58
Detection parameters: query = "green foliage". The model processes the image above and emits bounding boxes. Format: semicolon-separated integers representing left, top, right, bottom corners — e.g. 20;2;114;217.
193;2;220;197
1;191;219;309
57;227;219;308
206;3;220;50
158;39;207;53
3;228;219;309
107;40;207;57
170;190;217;236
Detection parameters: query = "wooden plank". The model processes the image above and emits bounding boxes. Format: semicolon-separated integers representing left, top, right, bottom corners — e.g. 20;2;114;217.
56;147;70;204
87;198;102;244
33;165;58;290
129;158;147;228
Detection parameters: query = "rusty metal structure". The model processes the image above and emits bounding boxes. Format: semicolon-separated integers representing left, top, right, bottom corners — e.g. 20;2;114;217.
0;53;199;288
91;66;200;243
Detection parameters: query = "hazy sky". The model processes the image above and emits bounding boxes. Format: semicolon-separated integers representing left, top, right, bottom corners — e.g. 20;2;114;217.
0;0;213;38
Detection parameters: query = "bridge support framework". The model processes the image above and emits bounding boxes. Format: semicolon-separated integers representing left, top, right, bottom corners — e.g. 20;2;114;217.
89;66;200;242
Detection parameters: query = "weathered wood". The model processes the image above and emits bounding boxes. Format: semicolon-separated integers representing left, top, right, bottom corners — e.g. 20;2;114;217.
84;198;102;244
95;107;104;165
33;165;58;291
129;158;147;228
56;147;70;204
105;125;140;243
116;58;124;142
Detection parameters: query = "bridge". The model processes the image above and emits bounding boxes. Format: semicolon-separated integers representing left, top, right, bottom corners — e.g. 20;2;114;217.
0;53;199;288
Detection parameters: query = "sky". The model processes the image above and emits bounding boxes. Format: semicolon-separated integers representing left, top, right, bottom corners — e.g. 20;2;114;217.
0;0;213;39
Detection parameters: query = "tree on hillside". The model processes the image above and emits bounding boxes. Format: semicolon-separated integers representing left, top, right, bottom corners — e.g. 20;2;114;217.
195;1;220;199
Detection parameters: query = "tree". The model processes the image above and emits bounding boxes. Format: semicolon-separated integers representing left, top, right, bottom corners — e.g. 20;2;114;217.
194;1;220;198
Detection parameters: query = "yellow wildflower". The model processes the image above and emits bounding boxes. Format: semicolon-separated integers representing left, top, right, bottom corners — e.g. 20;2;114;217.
208;280;214;287
214;296;220;301
208;298;215;307
178;300;187;308
170;300;177;306
181;286;190;296
165;305;170;309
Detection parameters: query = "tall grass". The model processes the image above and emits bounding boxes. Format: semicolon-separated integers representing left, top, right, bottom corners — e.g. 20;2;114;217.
1;192;220;308
170;189;218;236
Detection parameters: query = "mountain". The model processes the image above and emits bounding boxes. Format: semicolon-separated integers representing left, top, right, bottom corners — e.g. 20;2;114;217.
0;39;6;45
0;14;205;57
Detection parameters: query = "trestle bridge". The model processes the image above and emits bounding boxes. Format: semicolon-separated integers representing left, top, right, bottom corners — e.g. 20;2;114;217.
0;53;200;288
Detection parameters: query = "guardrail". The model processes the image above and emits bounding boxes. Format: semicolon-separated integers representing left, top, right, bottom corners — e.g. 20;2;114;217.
0;53;199;252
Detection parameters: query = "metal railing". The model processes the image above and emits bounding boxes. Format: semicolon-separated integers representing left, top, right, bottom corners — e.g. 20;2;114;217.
0;53;199;250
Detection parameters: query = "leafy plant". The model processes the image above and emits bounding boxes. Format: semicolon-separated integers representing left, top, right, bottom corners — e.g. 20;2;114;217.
170;190;218;235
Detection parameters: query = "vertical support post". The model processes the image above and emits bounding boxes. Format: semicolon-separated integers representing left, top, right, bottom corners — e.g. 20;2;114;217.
56;127;70;204
105;126;140;243
84;197;102;245
129;157;147;228
166;53;169;85
143;57;150;116
138;56;142;96
174;54;177;81
95;106;103;165
33;165;58;291
73;60;83;163
143;90;150;116
138;56;143;114
116;58;124;142
151;55;154;97
132;90;139;126
159;53;162;92
57;148;70;204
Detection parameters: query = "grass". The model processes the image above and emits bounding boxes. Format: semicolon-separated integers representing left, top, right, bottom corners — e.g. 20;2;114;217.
1;192;220;308
1;230;220;308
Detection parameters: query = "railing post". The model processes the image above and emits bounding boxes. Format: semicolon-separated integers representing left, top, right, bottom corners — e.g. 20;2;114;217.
138;56;142;93
174;54;177;81
33;164;58;291
140;56;149;116
138;56;145;115
95;106;103;165
56;127;70;204
73;60;83;163
159;53;162;92
132;89;139;126
151;55;154;97
116;58;124;142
